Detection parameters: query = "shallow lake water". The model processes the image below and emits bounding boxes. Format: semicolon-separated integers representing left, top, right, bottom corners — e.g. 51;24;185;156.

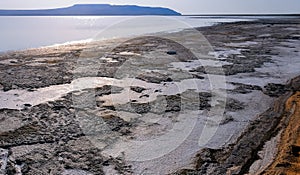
0;15;255;52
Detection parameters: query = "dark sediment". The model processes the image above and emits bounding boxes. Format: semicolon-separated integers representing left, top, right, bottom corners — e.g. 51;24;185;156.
130;86;147;93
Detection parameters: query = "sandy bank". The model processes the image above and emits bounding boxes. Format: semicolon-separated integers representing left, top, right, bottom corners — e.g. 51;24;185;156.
261;77;300;174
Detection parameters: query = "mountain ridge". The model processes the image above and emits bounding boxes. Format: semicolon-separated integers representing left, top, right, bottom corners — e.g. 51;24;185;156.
0;4;181;16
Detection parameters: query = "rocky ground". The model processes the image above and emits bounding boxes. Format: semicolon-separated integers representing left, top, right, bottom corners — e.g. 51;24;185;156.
0;18;300;175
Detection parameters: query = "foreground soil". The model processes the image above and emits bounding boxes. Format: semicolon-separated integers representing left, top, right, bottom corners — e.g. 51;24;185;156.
174;76;300;175
262;90;300;175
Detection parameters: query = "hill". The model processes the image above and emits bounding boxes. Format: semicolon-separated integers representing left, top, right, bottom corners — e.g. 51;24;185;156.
0;4;181;16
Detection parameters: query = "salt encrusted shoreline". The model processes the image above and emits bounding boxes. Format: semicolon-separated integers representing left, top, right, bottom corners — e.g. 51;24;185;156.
0;18;299;174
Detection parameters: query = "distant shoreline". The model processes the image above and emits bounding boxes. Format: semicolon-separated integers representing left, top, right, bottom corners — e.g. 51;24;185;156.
183;14;300;16
0;14;299;17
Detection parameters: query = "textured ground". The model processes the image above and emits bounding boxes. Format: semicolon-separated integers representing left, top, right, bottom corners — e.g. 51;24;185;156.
0;18;300;175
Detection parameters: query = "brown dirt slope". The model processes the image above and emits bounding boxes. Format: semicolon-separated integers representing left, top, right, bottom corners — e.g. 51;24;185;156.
262;91;300;175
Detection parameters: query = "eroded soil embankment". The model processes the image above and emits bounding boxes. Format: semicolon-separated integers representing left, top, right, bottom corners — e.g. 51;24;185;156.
228;76;300;174
174;76;300;175
262;84;300;174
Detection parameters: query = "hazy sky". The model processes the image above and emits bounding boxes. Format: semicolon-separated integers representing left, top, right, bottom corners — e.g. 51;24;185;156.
0;0;299;14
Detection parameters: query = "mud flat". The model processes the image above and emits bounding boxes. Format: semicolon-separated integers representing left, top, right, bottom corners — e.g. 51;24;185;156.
0;18;300;175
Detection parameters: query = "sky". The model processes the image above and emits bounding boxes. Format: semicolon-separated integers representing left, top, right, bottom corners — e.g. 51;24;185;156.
0;0;299;15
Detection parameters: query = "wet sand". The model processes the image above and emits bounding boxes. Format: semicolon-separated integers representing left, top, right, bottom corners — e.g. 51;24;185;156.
0;18;300;174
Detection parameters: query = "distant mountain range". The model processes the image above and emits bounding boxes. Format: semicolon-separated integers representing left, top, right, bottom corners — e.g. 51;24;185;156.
0;4;181;16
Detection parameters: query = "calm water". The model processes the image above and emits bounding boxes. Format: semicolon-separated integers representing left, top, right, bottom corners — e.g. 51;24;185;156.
0;16;259;52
